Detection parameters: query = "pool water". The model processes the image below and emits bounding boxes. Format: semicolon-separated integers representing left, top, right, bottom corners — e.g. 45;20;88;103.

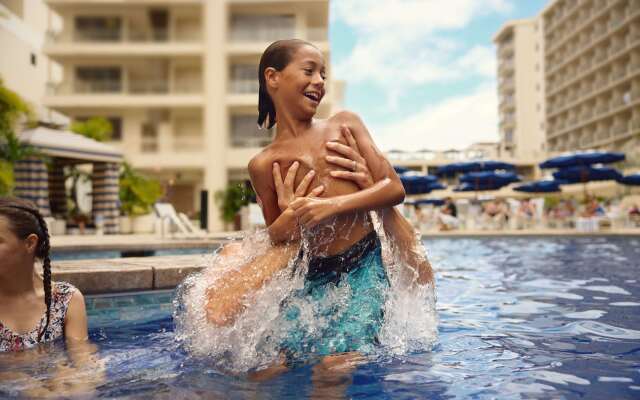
2;237;640;399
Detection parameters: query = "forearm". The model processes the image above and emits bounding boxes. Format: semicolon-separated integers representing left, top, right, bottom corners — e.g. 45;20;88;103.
205;242;299;326
334;178;405;216
381;207;434;285
267;207;301;244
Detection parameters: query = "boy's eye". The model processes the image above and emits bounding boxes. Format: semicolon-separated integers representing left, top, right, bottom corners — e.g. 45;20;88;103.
303;68;313;75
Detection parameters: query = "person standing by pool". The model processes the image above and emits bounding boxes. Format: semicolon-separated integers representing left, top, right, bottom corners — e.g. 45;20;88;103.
0;197;88;352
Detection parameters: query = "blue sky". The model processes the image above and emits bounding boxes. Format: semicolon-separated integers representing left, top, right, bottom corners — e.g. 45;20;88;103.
329;0;549;151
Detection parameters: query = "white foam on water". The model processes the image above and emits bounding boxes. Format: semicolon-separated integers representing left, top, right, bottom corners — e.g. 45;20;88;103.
173;212;438;373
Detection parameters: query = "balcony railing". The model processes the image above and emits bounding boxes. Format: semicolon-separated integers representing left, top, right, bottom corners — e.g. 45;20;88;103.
229;27;296;42
229;80;259;94
48;26;201;44
173;136;203;152
48;79;202;95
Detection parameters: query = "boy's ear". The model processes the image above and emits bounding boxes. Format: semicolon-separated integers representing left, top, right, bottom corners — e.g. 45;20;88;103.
264;67;279;90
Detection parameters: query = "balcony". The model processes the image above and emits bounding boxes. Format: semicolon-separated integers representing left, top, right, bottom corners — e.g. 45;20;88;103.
44;77;204;109
45;18;203;57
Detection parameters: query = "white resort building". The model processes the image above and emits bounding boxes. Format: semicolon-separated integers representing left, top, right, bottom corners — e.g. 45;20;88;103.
493;18;547;163
496;0;640;164
40;0;338;231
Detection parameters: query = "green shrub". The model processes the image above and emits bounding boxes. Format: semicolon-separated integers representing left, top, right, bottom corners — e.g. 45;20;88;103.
119;163;163;216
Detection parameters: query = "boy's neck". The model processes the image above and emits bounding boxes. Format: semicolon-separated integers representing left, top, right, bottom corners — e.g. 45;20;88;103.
274;108;313;140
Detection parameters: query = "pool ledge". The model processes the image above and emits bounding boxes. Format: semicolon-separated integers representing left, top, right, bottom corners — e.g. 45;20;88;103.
52;255;210;294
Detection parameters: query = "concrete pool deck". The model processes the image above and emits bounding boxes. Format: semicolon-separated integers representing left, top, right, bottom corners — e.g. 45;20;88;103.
51;228;640;294
51;232;241;253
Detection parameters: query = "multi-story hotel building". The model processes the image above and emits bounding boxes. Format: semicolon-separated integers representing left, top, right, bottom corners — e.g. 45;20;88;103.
542;0;640;159
42;0;335;231
0;0;64;123
494;18;547;162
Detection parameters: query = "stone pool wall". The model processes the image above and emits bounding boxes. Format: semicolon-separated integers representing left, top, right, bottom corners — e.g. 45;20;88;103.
52;255;210;294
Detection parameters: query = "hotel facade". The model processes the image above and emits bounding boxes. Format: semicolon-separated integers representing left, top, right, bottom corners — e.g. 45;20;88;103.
494;18;547;163
542;0;640;160
496;0;640;164
40;0;337;231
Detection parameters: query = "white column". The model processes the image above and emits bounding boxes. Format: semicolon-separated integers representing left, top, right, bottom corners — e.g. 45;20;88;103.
203;0;228;232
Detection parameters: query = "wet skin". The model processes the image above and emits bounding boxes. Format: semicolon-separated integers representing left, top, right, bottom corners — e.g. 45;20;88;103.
257;116;374;256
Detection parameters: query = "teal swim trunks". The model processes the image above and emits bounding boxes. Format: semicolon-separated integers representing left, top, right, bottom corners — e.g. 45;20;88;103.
275;230;389;359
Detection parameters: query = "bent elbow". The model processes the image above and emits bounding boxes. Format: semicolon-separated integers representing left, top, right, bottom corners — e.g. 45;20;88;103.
393;180;406;205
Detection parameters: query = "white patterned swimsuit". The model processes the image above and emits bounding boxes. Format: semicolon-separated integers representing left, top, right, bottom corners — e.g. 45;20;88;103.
0;282;77;352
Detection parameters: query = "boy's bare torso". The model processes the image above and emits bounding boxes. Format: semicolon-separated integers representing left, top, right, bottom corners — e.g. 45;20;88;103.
257;118;373;256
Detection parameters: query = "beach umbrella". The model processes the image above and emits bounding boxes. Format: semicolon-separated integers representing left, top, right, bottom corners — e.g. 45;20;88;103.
617;173;640;186
459;171;521;186
540;151;625;169
514;180;561;193
400;174;445;195
454;181;511;192
436;160;515;176
552;166;623;184
13;156;51;217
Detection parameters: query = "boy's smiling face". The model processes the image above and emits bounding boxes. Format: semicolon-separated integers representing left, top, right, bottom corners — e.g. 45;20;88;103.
275;44;327;118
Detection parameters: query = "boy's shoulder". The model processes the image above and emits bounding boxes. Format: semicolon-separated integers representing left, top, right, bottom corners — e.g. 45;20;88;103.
328;110;362;125
248;145;276;175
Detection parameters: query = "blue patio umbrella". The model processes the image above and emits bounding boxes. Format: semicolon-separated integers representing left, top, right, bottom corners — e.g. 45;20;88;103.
552;166;623;184
400;174;445;195
437;160;515;176
540;151;625;169
514;180;561;193
617;173;640;186
454;181;510;192
459;171;521;186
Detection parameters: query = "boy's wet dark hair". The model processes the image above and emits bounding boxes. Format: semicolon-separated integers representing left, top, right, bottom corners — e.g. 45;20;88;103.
0;197;52;342
257;39;317;129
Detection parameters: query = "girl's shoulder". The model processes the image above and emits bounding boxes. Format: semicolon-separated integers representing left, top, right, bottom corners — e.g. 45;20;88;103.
51;281;80;305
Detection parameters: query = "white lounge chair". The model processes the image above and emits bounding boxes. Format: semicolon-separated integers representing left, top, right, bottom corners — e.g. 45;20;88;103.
154;203;205;238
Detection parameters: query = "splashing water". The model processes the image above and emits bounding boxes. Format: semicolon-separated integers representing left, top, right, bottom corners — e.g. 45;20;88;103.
173;212;438;373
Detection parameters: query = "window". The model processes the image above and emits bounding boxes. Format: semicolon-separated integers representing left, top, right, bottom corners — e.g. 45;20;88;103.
107;117;122;141
74;16;122;41
141;123;158;152
230;115;272;147
229;64;259;93
75;66;121;93
229;14;295;41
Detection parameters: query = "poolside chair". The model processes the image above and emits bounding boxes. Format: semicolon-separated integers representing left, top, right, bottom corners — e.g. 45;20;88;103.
154;203;205;238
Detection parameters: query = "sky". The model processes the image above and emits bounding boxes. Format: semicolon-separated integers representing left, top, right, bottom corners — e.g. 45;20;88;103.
329;0;549;151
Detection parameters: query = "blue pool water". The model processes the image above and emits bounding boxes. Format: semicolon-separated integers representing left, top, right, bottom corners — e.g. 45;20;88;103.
2;237;640;399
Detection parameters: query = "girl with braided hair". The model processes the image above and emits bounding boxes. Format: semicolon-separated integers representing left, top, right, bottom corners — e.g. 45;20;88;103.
0;197;88;352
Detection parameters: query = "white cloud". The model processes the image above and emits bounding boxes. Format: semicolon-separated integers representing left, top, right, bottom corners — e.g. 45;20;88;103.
332;0;512;108
371;85;499;151
330;0;513;148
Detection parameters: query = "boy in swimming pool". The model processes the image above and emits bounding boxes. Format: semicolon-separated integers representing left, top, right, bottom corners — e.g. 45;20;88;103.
205;37;433;341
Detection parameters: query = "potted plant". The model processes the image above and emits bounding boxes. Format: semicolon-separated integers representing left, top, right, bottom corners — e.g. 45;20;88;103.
119;162;163;234
215;183;254;231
